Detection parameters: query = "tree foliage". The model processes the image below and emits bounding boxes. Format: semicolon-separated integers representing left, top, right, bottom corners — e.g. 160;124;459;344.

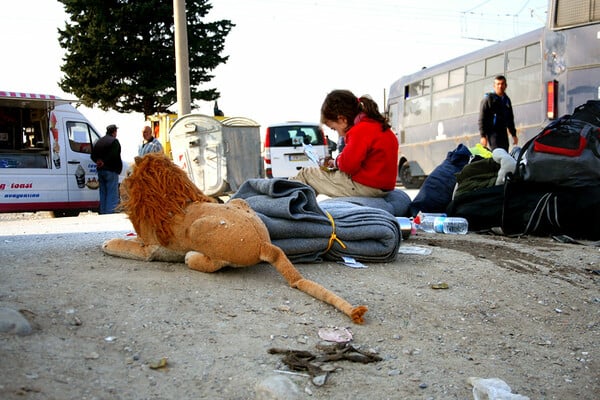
57;0;234;116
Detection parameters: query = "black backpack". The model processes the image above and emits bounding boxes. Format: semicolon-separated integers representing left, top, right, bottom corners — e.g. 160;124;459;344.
515;100;600;188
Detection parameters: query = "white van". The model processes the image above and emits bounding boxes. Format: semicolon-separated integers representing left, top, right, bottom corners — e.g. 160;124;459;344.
0;91;115;217
263;122;329;178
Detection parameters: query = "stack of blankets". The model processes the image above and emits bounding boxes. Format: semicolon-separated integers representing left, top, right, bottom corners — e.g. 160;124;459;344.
231;179;411;263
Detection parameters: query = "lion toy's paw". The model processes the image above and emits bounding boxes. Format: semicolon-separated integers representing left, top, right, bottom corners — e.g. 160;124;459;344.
101;238;133;258
102;238;116;252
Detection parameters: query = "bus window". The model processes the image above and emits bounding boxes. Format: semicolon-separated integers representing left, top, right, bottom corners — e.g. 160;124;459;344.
507;65;543;105
465;80;488;114
388;101;399;132
508;47;525;70
422;78;432;95
404;96;431;127
466;61;484;82
433;73;448;91
407;78;431;97
505;41;543;106
525;42;541;65
509;42;541;70
485;54;504;77
432;86;464;121
449;67;464;87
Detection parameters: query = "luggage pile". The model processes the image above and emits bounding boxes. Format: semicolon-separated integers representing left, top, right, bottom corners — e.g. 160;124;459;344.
412;100;600;240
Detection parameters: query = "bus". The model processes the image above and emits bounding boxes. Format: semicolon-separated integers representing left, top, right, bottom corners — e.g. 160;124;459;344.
387;0;600;188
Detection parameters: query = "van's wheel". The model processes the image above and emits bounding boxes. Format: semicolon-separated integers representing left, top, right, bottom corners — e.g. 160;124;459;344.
399;163;423;189
52;210;80;218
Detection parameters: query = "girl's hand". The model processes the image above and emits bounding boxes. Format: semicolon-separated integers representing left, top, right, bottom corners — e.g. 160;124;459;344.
320;156;337;171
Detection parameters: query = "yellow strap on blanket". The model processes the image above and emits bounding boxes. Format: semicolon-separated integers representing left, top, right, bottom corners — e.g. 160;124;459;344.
325;211;347;252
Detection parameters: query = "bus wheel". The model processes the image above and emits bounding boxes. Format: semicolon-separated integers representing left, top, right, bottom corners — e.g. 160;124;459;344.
399;163;422;189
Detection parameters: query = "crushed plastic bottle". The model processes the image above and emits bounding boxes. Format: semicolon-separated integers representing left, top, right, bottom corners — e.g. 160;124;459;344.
413;212;446;233
432;216;468;234
468;377;530;400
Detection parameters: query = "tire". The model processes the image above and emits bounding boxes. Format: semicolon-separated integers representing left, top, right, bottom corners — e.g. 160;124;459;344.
399;163;423;189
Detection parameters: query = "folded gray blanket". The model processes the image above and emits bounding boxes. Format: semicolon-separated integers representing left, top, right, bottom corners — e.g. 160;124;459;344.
322;189;412;217
231;178;400;263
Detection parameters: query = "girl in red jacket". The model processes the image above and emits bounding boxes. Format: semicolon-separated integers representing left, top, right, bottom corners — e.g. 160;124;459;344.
291;89;398;197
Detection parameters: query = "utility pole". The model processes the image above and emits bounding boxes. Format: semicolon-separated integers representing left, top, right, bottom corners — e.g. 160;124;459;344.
173;0;191;115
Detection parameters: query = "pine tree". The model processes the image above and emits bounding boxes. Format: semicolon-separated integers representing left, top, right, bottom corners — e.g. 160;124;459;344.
57;0;234;116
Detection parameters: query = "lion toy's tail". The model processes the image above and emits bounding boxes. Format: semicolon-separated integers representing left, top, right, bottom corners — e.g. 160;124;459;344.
260;243;368;324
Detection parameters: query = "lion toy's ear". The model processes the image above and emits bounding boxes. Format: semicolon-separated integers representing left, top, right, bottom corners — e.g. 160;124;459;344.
134;156;143;165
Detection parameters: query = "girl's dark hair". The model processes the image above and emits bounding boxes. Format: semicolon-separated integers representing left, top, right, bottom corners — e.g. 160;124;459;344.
320;89;390;132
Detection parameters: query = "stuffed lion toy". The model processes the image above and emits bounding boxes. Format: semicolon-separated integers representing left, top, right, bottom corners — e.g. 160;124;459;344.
102;153;367;324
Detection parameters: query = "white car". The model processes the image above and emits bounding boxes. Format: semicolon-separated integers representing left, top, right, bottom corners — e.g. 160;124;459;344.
263;122;329;178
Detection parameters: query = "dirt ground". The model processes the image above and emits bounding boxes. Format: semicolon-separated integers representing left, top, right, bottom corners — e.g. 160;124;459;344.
0;212;598;400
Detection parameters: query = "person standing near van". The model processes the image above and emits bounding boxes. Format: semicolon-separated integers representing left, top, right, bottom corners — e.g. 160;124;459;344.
478;75;518;151
138;125;163;156
291;89;398;197
91;124;123;214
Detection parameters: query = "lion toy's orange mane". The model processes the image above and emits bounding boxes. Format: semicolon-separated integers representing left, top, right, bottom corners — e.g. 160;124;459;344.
119;153;216;246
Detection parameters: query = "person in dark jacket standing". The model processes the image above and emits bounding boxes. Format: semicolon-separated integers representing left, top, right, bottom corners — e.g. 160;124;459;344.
478;75;518;151
91;124;123;214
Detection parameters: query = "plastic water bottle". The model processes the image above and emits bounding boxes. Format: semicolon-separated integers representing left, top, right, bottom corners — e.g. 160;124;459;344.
433;216;468;234
414;213;446;233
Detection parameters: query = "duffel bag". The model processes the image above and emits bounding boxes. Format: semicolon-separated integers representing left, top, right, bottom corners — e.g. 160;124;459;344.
446;184;504;232
502;175;600;240
447;174;600;240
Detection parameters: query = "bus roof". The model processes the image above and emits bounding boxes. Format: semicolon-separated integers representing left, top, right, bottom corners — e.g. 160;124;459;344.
393;27;544;87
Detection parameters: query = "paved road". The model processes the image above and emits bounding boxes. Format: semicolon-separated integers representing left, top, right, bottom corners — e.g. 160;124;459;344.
1;212;133;235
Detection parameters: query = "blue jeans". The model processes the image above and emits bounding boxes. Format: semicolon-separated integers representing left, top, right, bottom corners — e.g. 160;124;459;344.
98;169;120;214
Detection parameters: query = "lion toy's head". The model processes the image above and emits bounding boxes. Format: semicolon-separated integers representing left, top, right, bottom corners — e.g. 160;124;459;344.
119;153;217;247
103;152;367;324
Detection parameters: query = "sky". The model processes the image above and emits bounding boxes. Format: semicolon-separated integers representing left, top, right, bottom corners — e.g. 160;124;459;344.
0;0;548;161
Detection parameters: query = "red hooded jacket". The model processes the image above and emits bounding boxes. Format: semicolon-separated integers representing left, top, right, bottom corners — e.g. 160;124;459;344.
336;118;398;191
